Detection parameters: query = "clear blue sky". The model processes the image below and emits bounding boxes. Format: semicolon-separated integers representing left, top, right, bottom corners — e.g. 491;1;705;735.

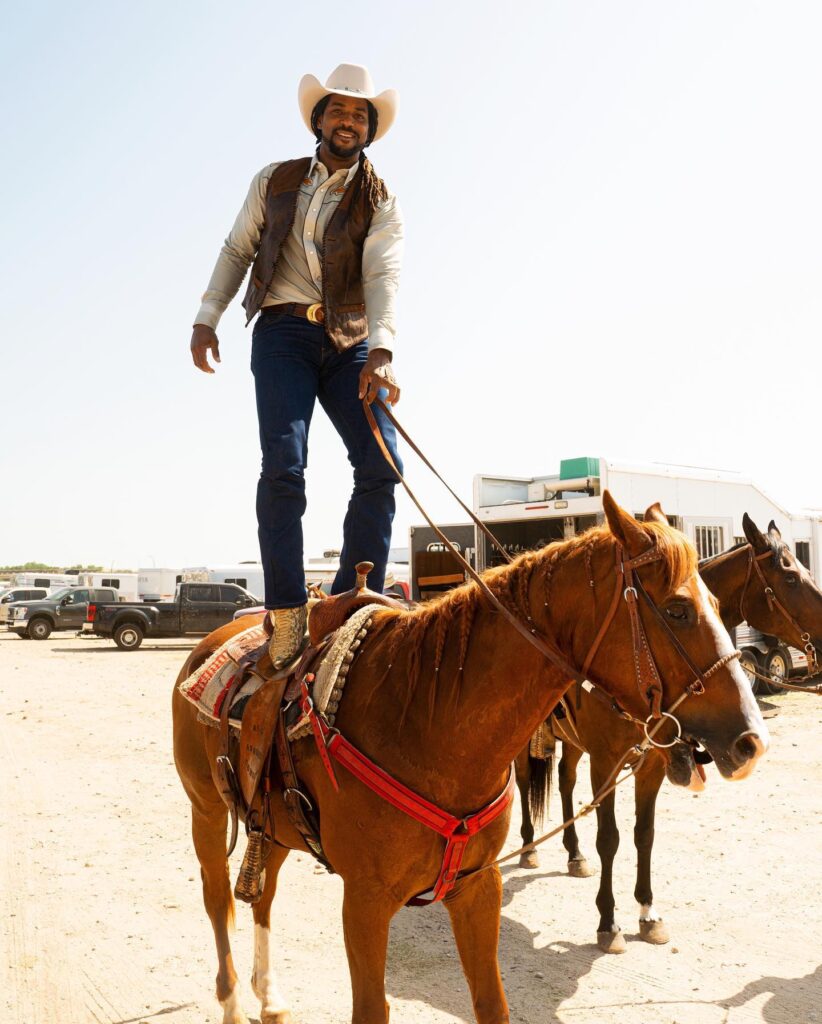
2;1;821;569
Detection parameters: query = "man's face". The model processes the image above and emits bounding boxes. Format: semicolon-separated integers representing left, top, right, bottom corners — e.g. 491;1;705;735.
317;94;370;159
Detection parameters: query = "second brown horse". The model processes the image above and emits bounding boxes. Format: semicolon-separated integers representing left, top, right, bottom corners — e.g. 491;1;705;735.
516;506;822;953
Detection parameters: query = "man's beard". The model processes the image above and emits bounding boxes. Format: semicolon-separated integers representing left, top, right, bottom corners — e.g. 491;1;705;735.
325;131;364;160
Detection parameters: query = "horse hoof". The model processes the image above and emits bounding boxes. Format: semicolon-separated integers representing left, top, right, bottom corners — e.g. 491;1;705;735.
639;919;670;944
597;928;627;954
568;857;594;878
519;850;540;869
262;1013;293;1024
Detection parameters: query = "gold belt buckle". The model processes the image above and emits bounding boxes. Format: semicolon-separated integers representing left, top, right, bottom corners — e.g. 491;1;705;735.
306;303;324;324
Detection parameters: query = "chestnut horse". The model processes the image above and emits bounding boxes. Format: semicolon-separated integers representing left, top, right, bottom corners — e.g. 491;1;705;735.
516;507;822;954
173;494;768;1024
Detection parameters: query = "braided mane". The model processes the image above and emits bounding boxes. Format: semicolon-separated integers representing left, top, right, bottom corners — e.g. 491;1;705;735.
369;518;697;713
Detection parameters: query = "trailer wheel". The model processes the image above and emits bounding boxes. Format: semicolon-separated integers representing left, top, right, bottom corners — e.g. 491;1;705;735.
29;618;52;641
114;622;144;651
763;646;790;694
738;649;762;695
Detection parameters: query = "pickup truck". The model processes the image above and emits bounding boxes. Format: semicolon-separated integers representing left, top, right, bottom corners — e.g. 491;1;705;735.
4;587;119;639
83;582;258;650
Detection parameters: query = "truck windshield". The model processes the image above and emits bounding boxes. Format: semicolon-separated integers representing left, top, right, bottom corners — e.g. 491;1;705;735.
47;588;72;601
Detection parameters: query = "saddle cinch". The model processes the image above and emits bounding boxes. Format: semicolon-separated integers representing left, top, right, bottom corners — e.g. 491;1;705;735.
214;561;403;904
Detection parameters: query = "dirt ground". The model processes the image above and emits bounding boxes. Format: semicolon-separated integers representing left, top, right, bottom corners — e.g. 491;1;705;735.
1;631;820;1024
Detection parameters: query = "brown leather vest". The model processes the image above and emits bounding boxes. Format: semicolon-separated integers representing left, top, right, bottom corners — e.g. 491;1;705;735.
242;155;385;351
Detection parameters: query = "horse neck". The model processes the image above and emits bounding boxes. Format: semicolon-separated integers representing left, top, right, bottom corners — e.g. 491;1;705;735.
351;547;593;808
700;546;750;629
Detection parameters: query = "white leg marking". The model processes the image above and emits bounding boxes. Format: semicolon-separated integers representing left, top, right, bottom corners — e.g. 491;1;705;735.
639;902;662;922
252;924;289;1016
220;982;250;1024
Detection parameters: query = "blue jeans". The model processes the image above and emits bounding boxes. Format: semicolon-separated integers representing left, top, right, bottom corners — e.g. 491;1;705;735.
250;312;402;609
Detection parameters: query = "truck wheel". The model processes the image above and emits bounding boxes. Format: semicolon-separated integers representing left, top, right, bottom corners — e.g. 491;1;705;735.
29;618;52;641
114;622;144;650
739;649;762;695
763;646;790;694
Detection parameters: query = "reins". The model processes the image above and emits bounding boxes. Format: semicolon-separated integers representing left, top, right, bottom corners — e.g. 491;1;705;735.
364;397;733;716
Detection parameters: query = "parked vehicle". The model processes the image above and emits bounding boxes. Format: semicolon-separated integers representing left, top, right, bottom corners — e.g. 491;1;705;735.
182;563;264;603
83;582;258;650
138;568;183;602
73;572;139;602
8;572;76;594
3;587;119;639
0;588;48;605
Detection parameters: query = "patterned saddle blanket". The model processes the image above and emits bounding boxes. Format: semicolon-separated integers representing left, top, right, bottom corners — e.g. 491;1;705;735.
177;604;381;730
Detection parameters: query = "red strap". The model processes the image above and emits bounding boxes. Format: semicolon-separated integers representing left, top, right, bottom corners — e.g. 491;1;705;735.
302;697;515;903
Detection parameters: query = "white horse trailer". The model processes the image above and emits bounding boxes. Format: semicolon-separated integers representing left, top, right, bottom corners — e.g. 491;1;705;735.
138;568;183;602
10;572;76;595
470;456;822;684
181;564;265;604
74;572;140;602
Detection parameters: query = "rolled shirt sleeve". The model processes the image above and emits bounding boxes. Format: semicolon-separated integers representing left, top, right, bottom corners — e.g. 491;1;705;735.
193;165;275;330
362;194;404;354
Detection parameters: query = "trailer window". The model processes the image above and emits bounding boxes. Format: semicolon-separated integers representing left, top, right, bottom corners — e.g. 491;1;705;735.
34;578;51;588
694;525;724;560
224;577;248;588
795;541;811;570
101;578;120;589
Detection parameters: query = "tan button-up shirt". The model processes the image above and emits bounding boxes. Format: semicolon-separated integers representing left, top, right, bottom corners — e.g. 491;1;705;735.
194;156;403;353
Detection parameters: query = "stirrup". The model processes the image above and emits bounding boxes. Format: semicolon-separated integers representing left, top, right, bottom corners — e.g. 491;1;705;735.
234;827;267;904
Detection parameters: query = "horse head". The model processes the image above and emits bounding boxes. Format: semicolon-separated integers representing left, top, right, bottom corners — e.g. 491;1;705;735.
577;492;768;786
737;512;822;661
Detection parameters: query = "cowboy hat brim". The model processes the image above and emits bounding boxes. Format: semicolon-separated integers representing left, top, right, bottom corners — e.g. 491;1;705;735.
298;74;398;143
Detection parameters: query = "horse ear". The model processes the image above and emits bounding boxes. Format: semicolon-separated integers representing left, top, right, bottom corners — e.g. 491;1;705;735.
644;502;668;526
603;490;651;556
768;520;782;541
742;512;768;553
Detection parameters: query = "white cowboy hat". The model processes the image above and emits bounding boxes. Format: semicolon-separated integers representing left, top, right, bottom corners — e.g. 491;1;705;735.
298;63;398;143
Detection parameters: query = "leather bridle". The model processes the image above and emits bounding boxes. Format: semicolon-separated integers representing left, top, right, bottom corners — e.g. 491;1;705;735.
736;544;818;671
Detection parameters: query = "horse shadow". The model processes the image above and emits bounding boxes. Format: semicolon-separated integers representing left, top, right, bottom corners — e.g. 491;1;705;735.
385;866;606;1023
718;963;822;1022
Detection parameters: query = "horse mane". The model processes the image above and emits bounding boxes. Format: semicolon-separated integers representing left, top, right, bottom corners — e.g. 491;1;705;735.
368;517;697;718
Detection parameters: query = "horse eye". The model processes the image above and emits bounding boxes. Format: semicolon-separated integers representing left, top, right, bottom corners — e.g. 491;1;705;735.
785;573;798;586
666;604;689;622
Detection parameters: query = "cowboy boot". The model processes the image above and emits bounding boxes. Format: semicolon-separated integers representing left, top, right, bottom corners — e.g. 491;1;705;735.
267;604;308;669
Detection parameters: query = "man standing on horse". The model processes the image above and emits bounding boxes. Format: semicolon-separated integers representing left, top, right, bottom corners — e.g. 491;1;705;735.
190;64;403;668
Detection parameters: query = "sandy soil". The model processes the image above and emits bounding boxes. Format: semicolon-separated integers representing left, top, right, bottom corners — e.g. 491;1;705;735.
1;629;820;1024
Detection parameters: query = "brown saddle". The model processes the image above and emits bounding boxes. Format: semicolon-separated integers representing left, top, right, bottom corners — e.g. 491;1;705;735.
216;560;400;888
307;560;403;644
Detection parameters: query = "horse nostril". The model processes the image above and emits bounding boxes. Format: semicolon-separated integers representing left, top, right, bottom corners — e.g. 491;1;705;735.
732;731;767;766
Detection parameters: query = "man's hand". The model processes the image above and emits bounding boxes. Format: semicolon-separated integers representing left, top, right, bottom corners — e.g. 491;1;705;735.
358;348;401;405
191;324;221;374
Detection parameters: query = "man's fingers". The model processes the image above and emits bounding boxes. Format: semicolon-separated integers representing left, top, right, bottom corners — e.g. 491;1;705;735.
211;341;221;363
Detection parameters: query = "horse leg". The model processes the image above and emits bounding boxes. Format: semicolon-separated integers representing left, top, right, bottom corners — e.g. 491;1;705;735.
558;743;593;878
591;755;625;954
514;747;538;868
341;886;400;1023
633;753;670;945
251;843;293;1023
445;867;509;1024
189;799;250;1024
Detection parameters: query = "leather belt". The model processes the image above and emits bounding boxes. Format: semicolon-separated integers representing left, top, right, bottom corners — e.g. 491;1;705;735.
260;302;366;326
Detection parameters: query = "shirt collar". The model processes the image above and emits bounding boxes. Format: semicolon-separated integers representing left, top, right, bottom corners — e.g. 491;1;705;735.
309;154;361;187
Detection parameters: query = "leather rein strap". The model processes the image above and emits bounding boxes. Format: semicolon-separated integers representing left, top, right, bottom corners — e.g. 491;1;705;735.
742;545;818;669
363;397;728;722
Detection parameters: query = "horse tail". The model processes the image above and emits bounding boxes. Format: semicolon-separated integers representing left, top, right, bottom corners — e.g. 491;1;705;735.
527;751;553;830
